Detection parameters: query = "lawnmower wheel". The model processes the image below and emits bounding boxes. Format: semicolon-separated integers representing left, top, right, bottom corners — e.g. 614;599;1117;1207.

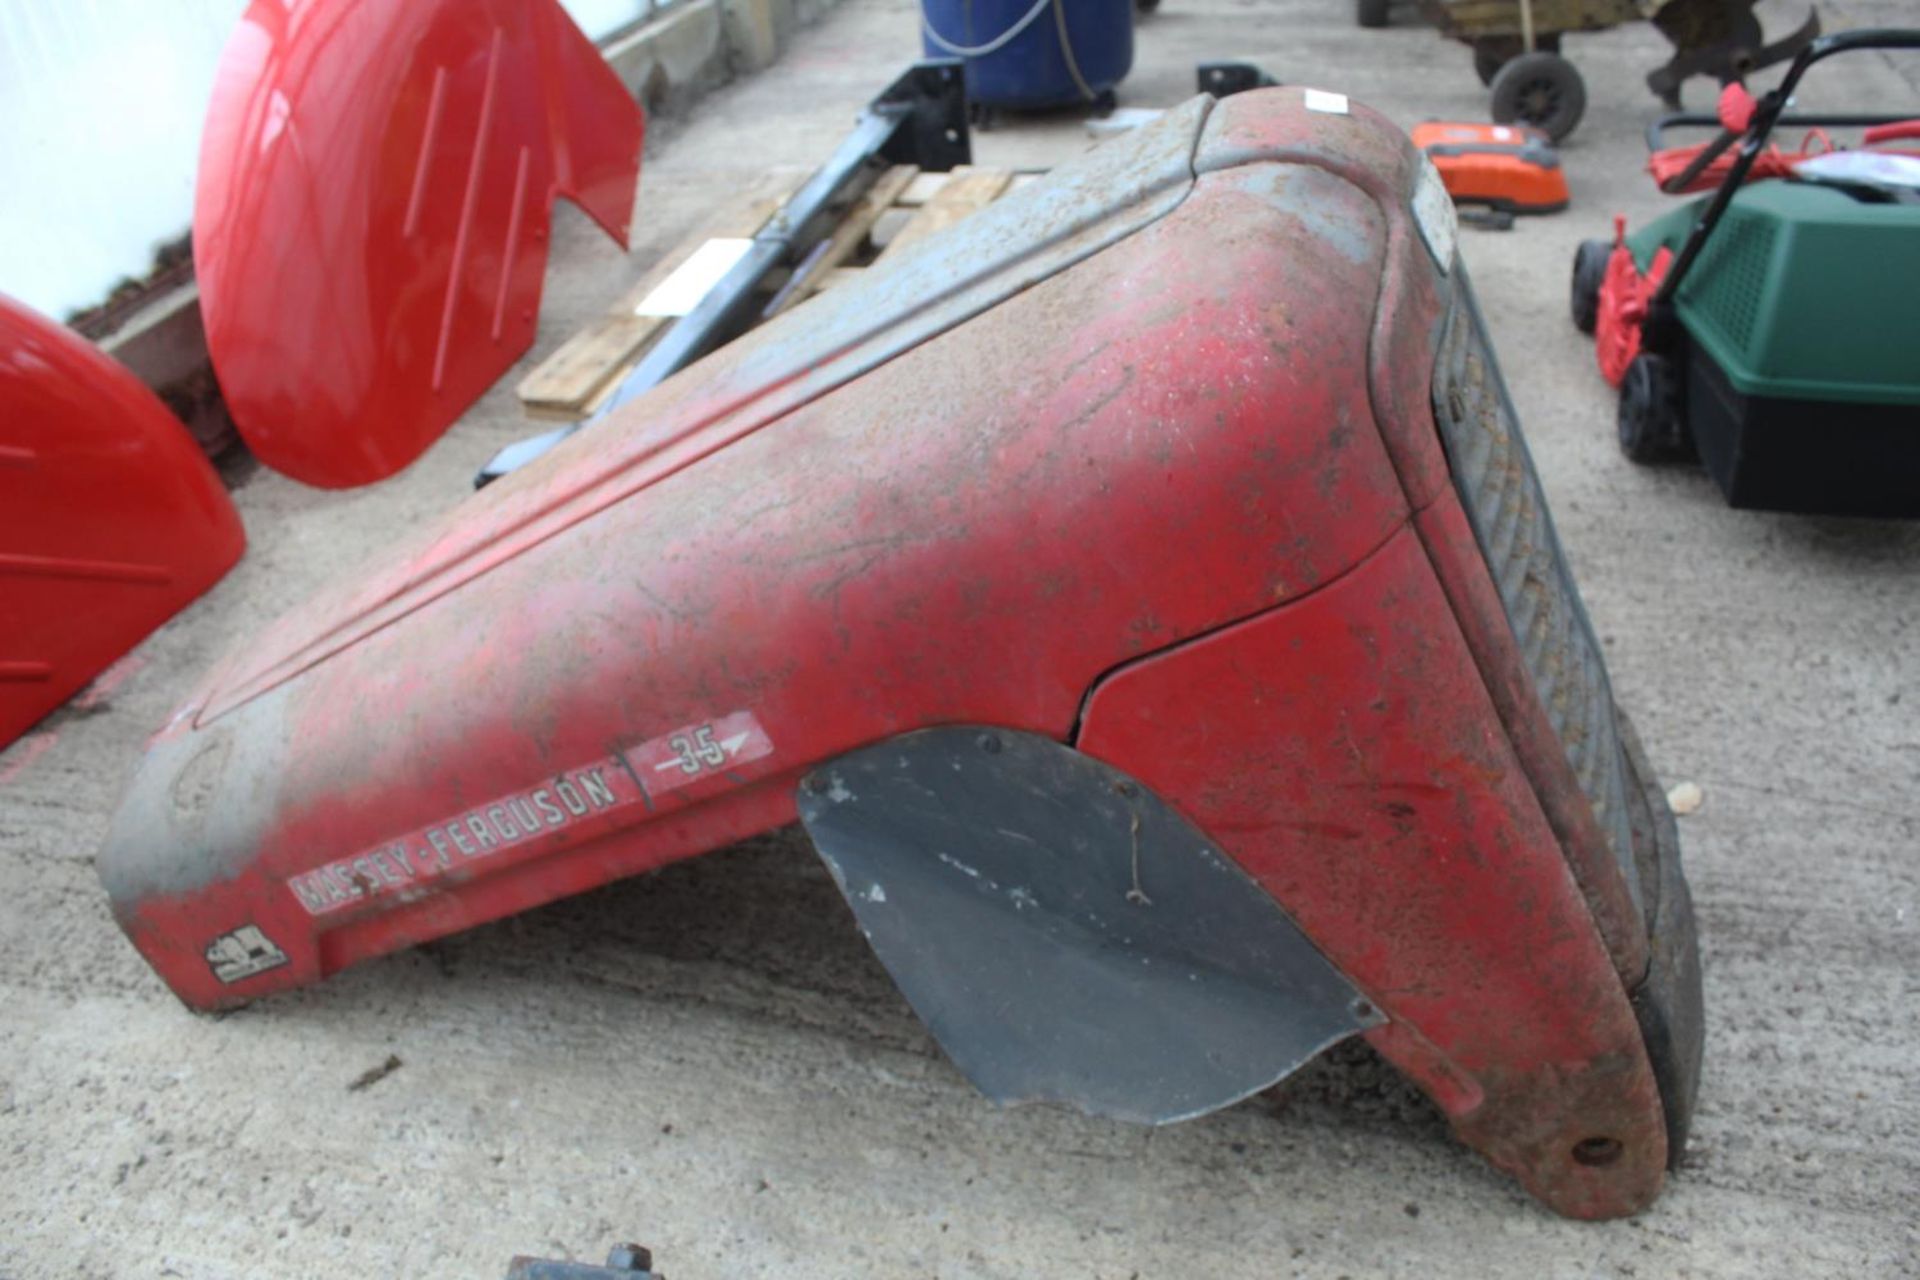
1490;52;1586;142
1473;35;1558;86
1474;45;1506;86
1571;239;1610;335
1618;352;1685;464
1357;0;1389;28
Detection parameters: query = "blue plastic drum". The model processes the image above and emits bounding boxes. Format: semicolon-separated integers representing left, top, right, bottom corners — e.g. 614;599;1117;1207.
920;0;1134;110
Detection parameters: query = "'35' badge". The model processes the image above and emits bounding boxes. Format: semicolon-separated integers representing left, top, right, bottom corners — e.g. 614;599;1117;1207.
624;710;775;795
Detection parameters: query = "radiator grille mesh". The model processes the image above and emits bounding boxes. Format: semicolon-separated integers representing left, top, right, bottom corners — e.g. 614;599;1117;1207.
1431;281;1643;916
1679;206;1776;360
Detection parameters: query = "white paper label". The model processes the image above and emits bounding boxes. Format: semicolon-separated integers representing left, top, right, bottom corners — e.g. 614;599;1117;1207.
1303;89;1350;116
635;238;756;318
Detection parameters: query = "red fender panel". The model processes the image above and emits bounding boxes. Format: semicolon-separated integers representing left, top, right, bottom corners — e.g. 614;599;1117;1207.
194;0;644;488
101;91;1680;1218
102;97;1416;1009
1077;524;1668;1217
0;294;245;749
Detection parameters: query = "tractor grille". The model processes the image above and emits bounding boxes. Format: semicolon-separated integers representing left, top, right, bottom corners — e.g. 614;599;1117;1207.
1431;279;1644;917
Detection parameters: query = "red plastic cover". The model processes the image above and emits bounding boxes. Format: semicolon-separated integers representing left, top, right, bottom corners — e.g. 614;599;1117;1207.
1648;137;1829;193
194;0;644;488
1409;121;1570;214
1595;238;1671;388
1594;235;1672;388
0;294;245;749
1717;82;1757;134
1862;119;1920;144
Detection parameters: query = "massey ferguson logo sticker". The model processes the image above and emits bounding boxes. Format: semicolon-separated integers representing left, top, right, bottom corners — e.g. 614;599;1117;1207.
206;925;289;984
286;712;775;917
288;761;632;915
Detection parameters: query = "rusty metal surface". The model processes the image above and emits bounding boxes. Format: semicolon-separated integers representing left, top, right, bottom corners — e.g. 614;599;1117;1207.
96;85;1692;1221
1196;89;1456;513
196;94;1217;725
1616;709;1705;1165
1077;527;1670;1219
100;101;1412;1016
506;1243;660;1279
1428;274;1650;969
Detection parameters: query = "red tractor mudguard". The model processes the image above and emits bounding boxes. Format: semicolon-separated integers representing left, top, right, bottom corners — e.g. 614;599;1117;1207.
101;90;1701;1220
194;0;643;488
1;294;245;749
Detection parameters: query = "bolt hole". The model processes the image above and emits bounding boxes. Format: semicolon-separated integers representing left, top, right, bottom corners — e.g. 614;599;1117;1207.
1113;781;1139;798
1351;998;1376;1020
1571;1136;1623;1168
976;733;1002;754
804;775;827;795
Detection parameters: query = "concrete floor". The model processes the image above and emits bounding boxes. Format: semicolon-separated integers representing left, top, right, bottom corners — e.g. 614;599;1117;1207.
4;0;1918;1276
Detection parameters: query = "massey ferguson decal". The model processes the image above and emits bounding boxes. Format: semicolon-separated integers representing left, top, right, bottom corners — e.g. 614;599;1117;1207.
206;924;289;983
287;714;774;916
288;760;635;915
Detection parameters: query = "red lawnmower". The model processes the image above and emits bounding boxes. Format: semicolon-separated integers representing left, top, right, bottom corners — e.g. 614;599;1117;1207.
101;86;1701;1220
1571;29;1920;514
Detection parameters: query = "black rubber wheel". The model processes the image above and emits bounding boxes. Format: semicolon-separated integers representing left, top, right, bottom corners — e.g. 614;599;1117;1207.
1473;35;1559;87
1357;0;1389;28
1475;45;1508;86
1618;352;1685;464
1490;51;1587;142
1571;238;1610;335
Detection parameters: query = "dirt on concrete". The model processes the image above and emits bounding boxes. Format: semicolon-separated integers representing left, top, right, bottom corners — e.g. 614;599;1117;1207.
2;1;1917;1277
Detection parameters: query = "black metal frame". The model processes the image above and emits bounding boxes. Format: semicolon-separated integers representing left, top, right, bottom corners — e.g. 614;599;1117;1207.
1642;27;1920;354
475;61;972;487
1195;61;1280;98
796;727;1379;1128
506;1243;660;1279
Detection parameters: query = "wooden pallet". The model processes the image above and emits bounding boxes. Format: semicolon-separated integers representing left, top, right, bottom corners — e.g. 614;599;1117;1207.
517;164;1038;422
